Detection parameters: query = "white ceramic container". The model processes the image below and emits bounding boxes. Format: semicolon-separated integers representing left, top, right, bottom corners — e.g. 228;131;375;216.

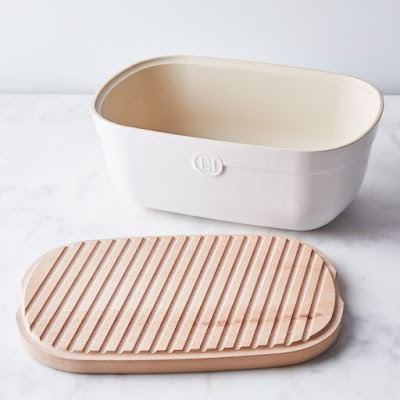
92;56;383;230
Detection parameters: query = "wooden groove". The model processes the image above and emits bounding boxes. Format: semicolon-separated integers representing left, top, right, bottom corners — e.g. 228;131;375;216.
81;238;133;353
284;249;315;346
60;239;115;351
182;236;231;352
166;236;218;353
145;238;202;352
101;237;166;354
267;243;305;348
84;238;146;352
181;236;233;352
114;236;173;353
233;236;277;349
42;240;101;344
160;236;210;353
25;246;67;311
66;239;128;352
302;265;328;342
95;238;147;352
135;236;190;354
30;242;86;335
114;237;174;353
88;238;144;353
244;237;283;349
148;236;203;353
250;238;290;349
201;236;251;351
199;235;246;352
256;240;300;348
178;236;226;352
217;236;263;351
98;237;159;353
131;237;187;354
33;242;89;338
26;243;81;327
290;253;323;344
52;240;115;349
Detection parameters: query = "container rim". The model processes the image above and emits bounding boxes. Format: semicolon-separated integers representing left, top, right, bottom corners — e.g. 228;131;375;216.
92;55;384;154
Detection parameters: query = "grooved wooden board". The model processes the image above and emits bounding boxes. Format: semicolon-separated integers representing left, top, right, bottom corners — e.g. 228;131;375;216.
17;234;344;373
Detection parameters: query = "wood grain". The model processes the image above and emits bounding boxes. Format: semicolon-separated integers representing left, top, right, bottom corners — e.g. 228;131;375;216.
17;234;344;373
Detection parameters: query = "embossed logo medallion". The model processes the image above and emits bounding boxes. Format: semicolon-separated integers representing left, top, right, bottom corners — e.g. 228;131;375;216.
191;153;223;176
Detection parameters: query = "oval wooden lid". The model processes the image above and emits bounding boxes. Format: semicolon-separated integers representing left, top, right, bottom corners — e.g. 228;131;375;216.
17;234;344;373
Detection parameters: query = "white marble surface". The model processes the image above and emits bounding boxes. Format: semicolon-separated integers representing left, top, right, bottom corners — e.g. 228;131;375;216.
1;94;399;399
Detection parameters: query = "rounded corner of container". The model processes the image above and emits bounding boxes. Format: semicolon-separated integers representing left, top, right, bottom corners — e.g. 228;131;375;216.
92;54;195;120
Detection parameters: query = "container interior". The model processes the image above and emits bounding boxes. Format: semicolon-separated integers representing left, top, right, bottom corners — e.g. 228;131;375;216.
97;58;382;151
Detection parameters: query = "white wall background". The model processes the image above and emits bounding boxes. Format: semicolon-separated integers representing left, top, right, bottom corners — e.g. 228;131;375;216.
1;0;399;94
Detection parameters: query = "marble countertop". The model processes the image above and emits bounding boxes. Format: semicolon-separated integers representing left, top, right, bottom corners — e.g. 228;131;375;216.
1;95;399;399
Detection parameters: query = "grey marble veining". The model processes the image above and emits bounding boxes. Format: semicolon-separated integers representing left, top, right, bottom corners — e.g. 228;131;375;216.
0;95;399;399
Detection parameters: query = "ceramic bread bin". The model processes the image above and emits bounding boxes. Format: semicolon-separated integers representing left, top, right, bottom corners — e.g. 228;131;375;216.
92;56;383;230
